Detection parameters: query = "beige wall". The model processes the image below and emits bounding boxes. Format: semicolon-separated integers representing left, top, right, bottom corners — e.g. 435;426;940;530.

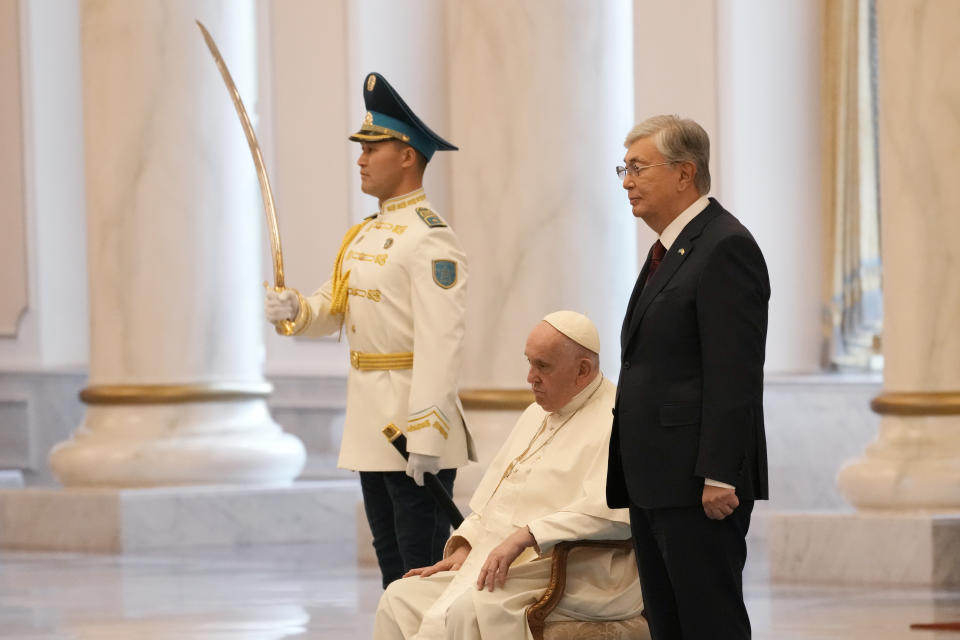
0;0;87;370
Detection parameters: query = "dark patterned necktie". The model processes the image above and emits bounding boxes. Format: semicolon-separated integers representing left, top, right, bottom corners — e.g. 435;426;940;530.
644;240;667;287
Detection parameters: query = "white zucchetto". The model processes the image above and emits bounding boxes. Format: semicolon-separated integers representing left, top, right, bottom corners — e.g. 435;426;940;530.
542;310;601;354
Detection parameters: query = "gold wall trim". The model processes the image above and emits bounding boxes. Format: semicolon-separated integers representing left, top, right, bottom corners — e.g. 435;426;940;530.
871;392;960;416
80;383;273;405
459;389;534;411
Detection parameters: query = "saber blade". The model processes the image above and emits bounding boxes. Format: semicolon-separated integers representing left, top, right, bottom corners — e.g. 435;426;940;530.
196;20;296;335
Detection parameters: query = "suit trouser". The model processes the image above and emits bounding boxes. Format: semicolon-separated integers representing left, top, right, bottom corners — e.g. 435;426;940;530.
628;500;753;640
360;469;457;588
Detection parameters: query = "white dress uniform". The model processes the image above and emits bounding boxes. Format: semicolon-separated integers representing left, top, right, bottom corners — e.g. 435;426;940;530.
374;375;644;639
291;187;476;472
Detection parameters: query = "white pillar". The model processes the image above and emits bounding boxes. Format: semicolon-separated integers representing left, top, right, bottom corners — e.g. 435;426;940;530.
715;0;823;374
837;0;960;508
345;0;452;221
447;0;636;388
49;0;304;487
443;1;635;497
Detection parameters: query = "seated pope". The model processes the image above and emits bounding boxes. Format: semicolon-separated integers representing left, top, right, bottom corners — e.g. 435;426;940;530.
374;311;643;639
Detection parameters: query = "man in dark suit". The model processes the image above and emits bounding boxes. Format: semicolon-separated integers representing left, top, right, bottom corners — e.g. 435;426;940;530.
606;115;770;640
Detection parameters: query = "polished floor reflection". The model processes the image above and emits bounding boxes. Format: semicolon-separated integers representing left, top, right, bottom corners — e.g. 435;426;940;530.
1;542;959;639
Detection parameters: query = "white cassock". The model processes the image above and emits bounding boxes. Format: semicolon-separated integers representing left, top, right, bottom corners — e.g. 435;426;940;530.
374;374;643;639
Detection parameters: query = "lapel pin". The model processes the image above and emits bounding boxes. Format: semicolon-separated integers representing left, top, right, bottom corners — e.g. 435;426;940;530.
679;248;686;256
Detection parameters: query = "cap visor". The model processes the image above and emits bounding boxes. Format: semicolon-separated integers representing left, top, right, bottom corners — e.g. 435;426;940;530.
349;130;395;142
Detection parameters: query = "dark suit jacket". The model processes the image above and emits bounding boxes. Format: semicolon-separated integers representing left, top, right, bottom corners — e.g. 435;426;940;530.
606;198;770;509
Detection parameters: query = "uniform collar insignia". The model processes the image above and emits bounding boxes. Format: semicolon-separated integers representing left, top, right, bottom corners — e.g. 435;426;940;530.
380;188;426;214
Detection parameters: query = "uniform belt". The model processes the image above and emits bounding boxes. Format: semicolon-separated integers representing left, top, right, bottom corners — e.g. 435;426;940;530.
350;350;414;371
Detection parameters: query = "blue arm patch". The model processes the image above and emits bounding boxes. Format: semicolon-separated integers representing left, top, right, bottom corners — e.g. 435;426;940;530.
432;260;458;288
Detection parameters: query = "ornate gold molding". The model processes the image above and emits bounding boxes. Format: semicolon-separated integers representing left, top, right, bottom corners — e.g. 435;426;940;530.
871;392;960;416
459;389;534;411
80;383;273;405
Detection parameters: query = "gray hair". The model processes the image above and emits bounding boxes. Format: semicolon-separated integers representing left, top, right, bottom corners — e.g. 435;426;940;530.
624;115;711;194
559;336;600;372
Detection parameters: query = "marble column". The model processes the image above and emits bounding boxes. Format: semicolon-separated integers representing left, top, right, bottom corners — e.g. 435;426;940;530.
49;1;305;487
345;0;452;221
447;0;636;389
444;1;636;496
768;0;960;586
836;0;960;509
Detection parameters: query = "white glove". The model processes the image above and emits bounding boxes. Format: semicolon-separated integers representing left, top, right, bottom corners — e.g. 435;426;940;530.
265;288;300;324
406;453;441;487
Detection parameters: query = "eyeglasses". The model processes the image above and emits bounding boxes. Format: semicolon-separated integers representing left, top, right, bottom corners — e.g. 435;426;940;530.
616;161;675;180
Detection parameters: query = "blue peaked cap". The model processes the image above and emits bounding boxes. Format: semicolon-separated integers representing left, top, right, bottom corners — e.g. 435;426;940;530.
348;72;457;161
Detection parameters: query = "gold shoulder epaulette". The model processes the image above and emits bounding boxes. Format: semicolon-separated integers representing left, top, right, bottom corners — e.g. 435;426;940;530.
415;207;447;228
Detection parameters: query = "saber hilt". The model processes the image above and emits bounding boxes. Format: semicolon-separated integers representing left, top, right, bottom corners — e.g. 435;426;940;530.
382;424;464;528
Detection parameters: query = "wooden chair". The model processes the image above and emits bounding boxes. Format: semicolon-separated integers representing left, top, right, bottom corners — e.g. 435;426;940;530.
526;539;650;640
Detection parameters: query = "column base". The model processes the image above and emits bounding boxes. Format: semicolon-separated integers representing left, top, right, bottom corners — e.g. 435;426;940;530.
838;455;960;509
769;510;960;586
0;481;359;552
50;400;306;487
837;414;960;509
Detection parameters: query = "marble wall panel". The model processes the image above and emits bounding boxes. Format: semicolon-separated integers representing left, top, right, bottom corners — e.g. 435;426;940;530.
0;371;85;485
0;471;23;488
769;512;960;586
13;2;88;367
0;483;361;551
0;0;28;337
0;399;31;469
761;377;881;512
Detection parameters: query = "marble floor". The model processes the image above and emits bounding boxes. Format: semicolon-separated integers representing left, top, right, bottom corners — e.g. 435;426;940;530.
1;541;959;639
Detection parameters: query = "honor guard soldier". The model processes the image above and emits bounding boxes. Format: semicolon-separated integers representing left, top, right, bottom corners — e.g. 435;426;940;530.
265;72;475;587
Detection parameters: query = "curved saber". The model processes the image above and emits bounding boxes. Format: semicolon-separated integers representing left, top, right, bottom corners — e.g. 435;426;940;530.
196;20;295;335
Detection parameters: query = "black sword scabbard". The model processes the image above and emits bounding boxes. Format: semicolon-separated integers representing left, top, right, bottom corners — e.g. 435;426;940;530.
382;424;464;528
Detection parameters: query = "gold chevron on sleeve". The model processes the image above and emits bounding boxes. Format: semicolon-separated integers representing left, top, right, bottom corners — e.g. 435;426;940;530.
406;407;451;439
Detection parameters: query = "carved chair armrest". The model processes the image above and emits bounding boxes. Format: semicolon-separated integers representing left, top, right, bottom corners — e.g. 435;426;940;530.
526;538;634;640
